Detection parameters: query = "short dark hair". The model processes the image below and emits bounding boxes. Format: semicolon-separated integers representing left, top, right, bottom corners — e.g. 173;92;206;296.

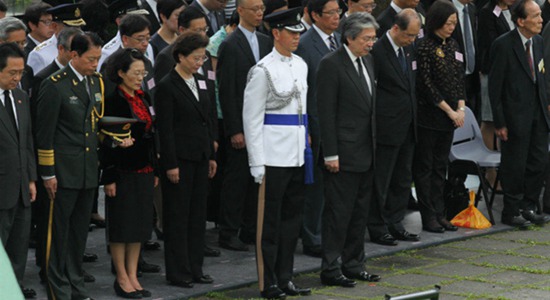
157;0;187;24
0;43;25;71
177;5;207;28
308;0;336;24
512;0;530;24
172;31;209;62
24;2;53;27
119;14;151;37
229;9;240;26
57;27;83;49
106;48;147;84
0;0;7;13
425;0;457;36
71;31;104;56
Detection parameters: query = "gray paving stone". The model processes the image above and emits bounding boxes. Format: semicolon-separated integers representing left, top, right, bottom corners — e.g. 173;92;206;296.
447;237;527;252
494;229;550;244
316;282;408;299
441;279;508;295
368;254;439;271
496;287;550;299
383;273;451;288
469;253;544;267
413;245;487;261
421;262;498;278
479;270;550;285
513;244;550;258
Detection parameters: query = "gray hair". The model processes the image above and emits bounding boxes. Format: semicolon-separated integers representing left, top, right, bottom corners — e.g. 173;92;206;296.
340;12;379;45
57;27;83;49
0;17;27;42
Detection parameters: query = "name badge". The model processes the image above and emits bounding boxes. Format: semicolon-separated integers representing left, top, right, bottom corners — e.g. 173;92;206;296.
493;5;502;17
455;51;464;62
412;61;417;71
147;78;155;90
198;80;207;90
149;106;156;116
208;70;216;81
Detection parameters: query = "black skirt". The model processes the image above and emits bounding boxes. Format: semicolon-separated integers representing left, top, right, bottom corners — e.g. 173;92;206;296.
107;171;154;243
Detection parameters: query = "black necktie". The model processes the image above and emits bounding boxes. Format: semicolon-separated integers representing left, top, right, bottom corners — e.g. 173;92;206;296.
84;77;92;103
525;40;535;81
3;90;18;132
356;58;371;97
398;48;407;74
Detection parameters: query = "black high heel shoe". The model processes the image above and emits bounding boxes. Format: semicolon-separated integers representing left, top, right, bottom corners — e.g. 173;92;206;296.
137;289;151;297
114;280;142;299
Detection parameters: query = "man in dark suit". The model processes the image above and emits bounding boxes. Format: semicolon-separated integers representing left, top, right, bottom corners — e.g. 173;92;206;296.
0;43;37;299
367;9;420;246
216;0;272;251
317;12;380;288
35;32;104;300
451;0;480;118
140;0;162;33
191;0;227;36
24;2;55;56
294;0;340;258
489;0;550;228
376;0;426;37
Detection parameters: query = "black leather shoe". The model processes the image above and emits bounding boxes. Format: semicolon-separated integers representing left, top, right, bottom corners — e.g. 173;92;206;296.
137;289;151;297
372;233;398;246
437;217;458;231
204;245;221;257
21;287;36;299
390;230;420;241
343;270;381;282
139;261;161;273
114;280;142;299
303;245;322;258
193;274;214;284
239;232;256;245
320;274;356;287
83;252;98;263
502;215;532;228
219;236;248;251
280;281;311;296
83;270;95;283
169;280;194;288
423;219;445;233
543;207;550;215
521;210;550;225
144;240;161;251
260;285;286;299
90;218;106;228
154;227;164;240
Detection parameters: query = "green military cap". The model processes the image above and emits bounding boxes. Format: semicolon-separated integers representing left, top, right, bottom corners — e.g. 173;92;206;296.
100;116;137;143
46;3;87;27
263;7;304;32
107;0;149;21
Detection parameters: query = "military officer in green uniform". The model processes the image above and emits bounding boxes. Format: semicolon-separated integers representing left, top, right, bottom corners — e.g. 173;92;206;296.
35;32;104;300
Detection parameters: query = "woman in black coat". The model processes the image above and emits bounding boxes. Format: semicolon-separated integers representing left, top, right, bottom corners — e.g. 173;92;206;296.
101;48;158;298
413;0;466;234
154;31;217;288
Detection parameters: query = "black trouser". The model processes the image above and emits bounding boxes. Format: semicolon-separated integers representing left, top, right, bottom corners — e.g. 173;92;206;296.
412;127;453;223
207;119;226;223
0;198;31;286
257;166;305;290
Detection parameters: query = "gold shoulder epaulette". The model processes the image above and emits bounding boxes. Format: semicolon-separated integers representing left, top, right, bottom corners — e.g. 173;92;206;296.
49;72;68;83
93;71;103;78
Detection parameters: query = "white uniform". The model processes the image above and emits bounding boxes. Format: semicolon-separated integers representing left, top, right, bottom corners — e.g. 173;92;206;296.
27;35;58;74
98;31;155;69
243;48;308;169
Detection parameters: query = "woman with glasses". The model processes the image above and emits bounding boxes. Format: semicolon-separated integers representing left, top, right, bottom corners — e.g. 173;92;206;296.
413;0;465;233
155;31;217;288
102;48;158;299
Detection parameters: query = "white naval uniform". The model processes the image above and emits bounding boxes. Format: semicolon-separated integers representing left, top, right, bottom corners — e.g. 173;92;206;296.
27;35;58;74
98;31;156;70
243;48;308;169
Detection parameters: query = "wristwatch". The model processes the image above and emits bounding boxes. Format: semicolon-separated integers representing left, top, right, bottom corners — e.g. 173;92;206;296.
458;107;465;111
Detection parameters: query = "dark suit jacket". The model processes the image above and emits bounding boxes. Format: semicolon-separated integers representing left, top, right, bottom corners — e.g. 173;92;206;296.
35;66;103;189
451;2;478;73
371;34;416;146
478;2;512;74
216;27;272;138
154;70;215;170
190;0;226;37
295;27;341;120
140;0;161;34
317;47;376;173
376;5;426;37
0;88;36;209
489;30;550;134
25;36;37;57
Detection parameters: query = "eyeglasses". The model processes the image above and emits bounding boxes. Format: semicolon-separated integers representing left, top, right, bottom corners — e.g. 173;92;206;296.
39;19;54;26
322;9;342;16
193;26;210;33
126;35;151;44
242;5;266;14
130;70;149;77
191;55;209;64
355;2;376;10
7;70;26;77
358;35;377;43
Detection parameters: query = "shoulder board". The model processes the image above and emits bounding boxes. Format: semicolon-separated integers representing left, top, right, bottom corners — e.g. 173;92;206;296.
34;41;49;51
49;71;69;83
93;71;103;78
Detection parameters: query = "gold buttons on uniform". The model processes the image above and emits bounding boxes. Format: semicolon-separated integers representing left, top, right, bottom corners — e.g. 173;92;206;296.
86;147;90;152
86;133;89;137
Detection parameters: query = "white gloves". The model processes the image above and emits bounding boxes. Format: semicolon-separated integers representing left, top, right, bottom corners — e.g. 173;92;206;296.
250;166;265;184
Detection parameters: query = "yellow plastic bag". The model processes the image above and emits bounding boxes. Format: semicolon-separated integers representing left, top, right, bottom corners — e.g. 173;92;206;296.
450;190;492;229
